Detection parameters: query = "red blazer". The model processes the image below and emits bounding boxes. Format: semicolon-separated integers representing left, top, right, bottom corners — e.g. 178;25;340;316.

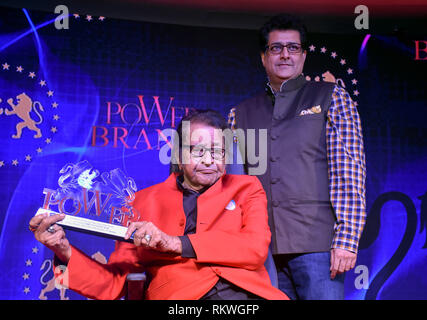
59;173;288;300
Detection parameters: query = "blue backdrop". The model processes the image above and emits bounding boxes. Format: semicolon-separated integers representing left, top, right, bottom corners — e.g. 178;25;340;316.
0;7;425;300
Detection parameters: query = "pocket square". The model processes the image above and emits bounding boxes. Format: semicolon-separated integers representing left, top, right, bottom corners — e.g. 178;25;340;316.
225;200;236;210
299;105;321;116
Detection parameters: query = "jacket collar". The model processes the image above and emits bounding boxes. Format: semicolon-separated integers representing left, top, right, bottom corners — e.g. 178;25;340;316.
265;74;306;99
164;172;225;197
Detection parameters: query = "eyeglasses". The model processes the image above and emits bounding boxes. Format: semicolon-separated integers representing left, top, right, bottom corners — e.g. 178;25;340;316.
186;145;226;160
265;42;303;55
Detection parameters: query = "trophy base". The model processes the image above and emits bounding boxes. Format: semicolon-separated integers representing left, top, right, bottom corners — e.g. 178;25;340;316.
36;208;134;242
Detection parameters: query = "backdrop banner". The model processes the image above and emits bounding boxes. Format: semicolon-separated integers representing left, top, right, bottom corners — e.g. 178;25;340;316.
0;7;425;300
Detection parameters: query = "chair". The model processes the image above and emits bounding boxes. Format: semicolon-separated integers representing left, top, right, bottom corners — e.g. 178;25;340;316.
125;248;278;300
125;273;146;300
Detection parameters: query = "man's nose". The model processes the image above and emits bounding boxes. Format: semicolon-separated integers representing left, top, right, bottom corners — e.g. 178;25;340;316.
280;47;290;59
201;151;214;165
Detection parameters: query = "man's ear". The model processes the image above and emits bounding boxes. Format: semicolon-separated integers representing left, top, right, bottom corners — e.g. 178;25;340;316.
170;148;183;174
260;52;266;68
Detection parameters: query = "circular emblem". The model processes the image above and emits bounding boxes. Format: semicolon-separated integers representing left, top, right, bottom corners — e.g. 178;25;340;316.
0;62;61;168
304;43;360;106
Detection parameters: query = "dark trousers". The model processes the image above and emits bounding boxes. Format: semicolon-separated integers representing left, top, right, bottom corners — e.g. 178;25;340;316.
201;278;264;300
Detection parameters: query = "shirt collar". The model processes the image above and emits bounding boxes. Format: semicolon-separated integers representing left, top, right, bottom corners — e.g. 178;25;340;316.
176;174;210;195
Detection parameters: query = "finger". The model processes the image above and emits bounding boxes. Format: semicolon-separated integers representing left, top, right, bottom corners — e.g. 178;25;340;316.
125;222;140;240
342;256;352;272
125;221;145;239
334;252;346;274
147;231;160;249
144;223;162;248
29;213;48;229
133;234;143;247
330;268;337;280
330;250;338;279
45;231;64;247
50;213;66;223
331;253;341;280
38;214;65;232
348;256;356;271
351;256;357;270
132;228;149;247
49;223;65;234
54;228;66;241
338;258;346;274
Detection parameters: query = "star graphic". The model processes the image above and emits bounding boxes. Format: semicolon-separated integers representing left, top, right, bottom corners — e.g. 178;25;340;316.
16;66;24;72
47;90;54;97
340;59;346;65
31;247;39;254
53;114;60;120
23;287;30;294
354;101;359;107
22;273;30;280
331;52;337;58
352;79;358;85
36;147;43;153
0;161;4;167
39;80;46;87
2;62;10;70
45;138;52;144
86;15;92;21
353;90;359;96
25;259;32;266
28;72;36;78
12;159;18;166
99;16;105;21
73;13;80;18
52;102;58;108
309;45;316;52
320;47;327;53
25;155;32;162
347;68;353;74
51;127;58;133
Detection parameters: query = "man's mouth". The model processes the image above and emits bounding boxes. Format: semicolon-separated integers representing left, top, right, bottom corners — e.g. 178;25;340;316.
197;170;216;174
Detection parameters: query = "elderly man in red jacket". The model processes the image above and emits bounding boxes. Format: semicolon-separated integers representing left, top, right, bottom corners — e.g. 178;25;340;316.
29;110;288;300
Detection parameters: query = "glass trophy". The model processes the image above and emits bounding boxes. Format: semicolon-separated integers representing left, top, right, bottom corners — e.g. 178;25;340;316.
35;160;140;242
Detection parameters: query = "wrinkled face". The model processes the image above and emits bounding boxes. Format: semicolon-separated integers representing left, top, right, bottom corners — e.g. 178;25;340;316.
261;30;307;91
178;122;226;191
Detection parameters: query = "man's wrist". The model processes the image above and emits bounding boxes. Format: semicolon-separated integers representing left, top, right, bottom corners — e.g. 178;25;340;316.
168;236;182;254
53;246;72;264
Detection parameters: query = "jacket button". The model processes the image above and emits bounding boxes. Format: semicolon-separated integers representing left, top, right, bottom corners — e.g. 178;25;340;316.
271;178;279;184
271;135;278;140
272;200;279;207
270;156;279;162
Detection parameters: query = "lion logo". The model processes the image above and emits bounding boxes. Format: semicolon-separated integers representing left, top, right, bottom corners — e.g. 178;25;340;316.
3;92;44;139
38;251;107;300
39;259;69;300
